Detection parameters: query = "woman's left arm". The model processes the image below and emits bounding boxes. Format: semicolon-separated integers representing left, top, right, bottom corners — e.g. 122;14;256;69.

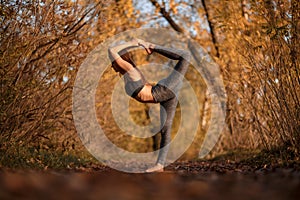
108;40;141;80
108;41;138;60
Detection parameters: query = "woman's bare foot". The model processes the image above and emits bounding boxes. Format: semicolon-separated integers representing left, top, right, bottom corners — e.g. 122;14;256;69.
136;38;154;55
145;163;164;173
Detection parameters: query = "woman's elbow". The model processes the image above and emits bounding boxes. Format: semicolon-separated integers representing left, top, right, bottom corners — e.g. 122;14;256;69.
181;50;191;62
108;47;118;61
108;47;114;55
108;48;114;61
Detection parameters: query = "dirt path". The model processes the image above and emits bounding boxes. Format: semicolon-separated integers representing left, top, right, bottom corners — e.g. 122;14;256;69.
0;161;299;200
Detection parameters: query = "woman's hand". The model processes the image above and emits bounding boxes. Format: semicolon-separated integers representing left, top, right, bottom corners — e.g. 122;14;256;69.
135;38;155;55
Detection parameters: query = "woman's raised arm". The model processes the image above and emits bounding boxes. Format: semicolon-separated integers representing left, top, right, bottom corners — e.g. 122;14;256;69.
108;40;139;58
108;40;141;81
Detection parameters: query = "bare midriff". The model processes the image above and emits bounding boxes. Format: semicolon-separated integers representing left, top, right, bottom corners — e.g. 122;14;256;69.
136;83;156;103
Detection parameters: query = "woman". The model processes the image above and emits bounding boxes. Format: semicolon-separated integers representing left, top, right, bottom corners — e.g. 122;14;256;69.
108;38;190;172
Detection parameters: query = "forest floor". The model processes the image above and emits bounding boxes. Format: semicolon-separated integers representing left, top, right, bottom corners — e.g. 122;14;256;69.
1;155;299;200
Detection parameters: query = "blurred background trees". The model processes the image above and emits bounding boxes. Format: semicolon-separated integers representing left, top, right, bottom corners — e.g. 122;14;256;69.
0;0;299;168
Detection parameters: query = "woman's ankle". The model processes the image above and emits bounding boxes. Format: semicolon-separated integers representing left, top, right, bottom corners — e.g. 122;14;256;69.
145;163;164;173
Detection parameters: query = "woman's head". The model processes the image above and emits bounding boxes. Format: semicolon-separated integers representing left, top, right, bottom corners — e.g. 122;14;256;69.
111;49;136;74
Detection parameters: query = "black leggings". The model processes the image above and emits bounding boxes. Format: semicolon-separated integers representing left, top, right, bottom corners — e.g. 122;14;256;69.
151;45;190;165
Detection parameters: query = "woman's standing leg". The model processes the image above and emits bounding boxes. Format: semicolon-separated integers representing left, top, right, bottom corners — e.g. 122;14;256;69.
157;97;178;165
145;97;178;172
145;44;191;172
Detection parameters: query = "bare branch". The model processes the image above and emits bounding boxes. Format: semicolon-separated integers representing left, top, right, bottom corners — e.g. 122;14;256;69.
149;0;185;33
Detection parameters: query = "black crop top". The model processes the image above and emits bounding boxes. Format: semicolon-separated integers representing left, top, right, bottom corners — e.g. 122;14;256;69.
125;79;145;98
123;68;146;98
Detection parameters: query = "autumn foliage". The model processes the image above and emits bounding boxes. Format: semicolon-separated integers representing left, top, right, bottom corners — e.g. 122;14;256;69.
0;0;299;168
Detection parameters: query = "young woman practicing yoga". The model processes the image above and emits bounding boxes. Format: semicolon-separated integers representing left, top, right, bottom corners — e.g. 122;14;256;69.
108;38;190;172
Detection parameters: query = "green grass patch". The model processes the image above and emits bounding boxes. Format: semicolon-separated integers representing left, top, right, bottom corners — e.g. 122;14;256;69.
0;140;98;170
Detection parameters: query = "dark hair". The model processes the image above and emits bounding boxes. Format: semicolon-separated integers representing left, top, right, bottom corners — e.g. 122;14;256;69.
111;49;136;68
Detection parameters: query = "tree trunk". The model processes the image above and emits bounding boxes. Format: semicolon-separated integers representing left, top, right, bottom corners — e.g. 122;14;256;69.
201;0;220;58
